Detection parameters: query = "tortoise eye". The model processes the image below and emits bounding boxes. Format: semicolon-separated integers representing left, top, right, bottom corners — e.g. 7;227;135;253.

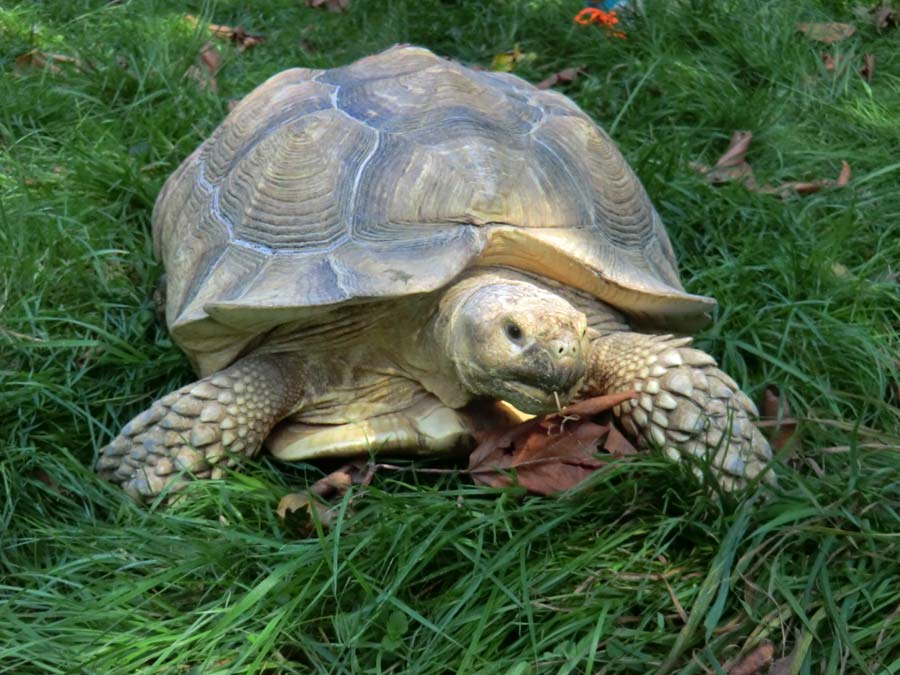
505;322;523;341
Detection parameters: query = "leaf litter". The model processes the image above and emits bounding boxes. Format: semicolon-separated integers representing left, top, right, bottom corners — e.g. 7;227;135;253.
725;640;775;675
692;130;851;198
181;16;264;93
466;391;639;495
860;52;876;81
853;2;899;32
821;50;876;81
277;461;375;536
795;22;856;43
13;50;88;76
536;67;585;90
184;15;266;51
759;385;799;452
184;42;223;92
278;392;641;532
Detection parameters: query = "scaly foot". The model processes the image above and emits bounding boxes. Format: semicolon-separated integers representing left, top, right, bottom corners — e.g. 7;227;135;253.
97;355;300;500
581;332;774;490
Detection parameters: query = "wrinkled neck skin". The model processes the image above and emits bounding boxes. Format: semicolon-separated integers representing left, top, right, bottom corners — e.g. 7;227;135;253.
410;267;590;414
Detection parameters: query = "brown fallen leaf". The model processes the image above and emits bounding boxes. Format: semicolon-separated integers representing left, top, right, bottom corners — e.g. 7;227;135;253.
854;3;899;31
690;130;756;185
761;385;798;451
823;51;874;82
536;67;585;90
277;461;372;535
468;391;639;495
694;132;851;198
727;640;775;675
277;492;336;532
30;469;66;495
874;5;898;30
796;22;857;43
759;160;852;197
769;640;801;675
14;49;86;76
229;26;265;51
821;51;849;72
860;52;875;82
184;15;265;51
185;42;223;92
305;0;350;12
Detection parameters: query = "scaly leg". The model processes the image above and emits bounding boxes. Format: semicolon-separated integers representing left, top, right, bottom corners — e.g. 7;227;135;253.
97;354;302;500
580;332;774;489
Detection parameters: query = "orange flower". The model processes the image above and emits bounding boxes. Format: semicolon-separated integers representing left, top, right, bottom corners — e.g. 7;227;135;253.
573;8;626;37
574;8;619;27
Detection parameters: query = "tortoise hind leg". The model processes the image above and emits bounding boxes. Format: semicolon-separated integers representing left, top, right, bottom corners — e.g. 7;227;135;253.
579;332;774;490
97;354;303;500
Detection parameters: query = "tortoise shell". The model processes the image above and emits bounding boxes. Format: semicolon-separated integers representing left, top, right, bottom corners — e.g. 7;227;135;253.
153;45;714;375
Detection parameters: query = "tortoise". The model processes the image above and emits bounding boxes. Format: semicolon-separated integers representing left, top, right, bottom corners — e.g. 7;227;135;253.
97;45;773;500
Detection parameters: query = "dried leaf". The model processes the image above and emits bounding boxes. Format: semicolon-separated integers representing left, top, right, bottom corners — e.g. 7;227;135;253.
796;22;857;43
821;51;840;72
468;417;544;471
603;425;639;456
536;66;585;90
860;52;875;81
695;133;850;198
30;469;66;495
760;160;852;197
277;492;336;534
185;15;265;51
824;50;875;81
468;391;638;495
470;422;607;494
769;642;800;675
728;640;775;675
835;159;852;185
693;131;755;185
277;492;313;520
305;0;350;12
229;26;265;50
715;130;753;168
277;462;368;535
875;7;898;30
185;42;222;92
14;49;85;76
869;4;898;31
761;385;798;451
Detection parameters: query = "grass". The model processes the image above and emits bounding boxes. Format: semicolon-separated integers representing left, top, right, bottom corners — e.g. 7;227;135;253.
1;0;899;672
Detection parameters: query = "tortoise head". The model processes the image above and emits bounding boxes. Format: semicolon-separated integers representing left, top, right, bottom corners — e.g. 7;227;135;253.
436;274;589;414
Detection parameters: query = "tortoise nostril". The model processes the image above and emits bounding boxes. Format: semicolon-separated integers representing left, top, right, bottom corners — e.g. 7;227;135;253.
549;338;579;360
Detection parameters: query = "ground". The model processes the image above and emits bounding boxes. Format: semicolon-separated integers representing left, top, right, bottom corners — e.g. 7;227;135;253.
1;0;899;672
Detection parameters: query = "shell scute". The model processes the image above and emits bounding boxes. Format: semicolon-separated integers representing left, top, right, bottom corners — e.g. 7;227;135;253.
154;46;714;374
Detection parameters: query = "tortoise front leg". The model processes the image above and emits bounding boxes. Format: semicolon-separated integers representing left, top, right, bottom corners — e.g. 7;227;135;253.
97;354;303;500
580;332;774;490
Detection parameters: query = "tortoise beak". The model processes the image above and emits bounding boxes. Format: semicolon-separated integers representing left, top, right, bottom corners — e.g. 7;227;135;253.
523;333;588;400
550;355;587;398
